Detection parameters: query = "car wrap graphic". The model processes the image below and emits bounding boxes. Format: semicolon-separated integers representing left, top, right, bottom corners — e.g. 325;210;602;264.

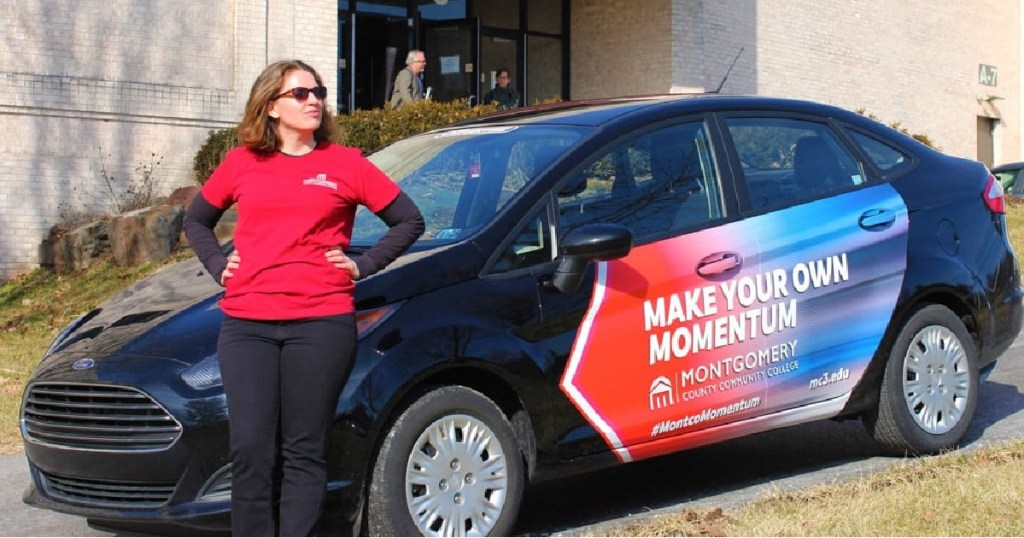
560;184;909;462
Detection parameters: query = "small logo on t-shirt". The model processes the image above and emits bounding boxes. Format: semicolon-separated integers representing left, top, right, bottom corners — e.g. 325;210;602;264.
303;173;337;190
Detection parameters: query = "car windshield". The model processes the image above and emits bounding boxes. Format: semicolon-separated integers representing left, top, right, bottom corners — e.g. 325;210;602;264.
353;125;586;247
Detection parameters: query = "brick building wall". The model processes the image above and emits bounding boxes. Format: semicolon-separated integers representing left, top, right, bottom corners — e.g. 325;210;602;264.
0;0;337;280
748;0;1021;162
2;0;1021;281
573;0;1022;162
570;0;673;98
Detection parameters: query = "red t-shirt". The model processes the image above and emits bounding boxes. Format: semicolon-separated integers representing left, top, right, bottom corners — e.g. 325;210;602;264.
200;143;400;320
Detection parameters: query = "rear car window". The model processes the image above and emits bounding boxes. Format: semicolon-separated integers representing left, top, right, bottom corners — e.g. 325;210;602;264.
847;130;912;175
725;117;865;210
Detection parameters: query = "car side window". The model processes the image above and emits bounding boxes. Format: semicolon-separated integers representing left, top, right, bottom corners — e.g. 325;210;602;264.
846;130;912;176
726;118;865;210
556;121;723;243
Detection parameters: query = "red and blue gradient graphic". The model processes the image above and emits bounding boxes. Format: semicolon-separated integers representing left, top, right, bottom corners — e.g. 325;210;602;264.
560;184;908;462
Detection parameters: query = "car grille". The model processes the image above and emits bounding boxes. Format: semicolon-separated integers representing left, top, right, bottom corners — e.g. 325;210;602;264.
41;471;176;508
22;383;182;451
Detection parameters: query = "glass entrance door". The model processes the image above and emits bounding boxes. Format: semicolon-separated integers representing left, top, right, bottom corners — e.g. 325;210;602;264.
353;14;409;110
480;31;520;106
421;18;480;104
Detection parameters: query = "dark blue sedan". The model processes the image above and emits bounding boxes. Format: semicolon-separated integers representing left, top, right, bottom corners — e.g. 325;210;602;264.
20;95;1022;536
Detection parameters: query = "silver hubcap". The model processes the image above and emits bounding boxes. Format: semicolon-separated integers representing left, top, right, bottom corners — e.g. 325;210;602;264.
405;414;508;536
902;324;971;434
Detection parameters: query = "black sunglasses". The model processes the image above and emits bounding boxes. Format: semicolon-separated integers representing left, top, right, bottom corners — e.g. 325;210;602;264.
272;86;328;101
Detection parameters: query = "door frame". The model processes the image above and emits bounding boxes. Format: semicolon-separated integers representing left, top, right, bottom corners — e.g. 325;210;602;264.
419;17;481;105
479;27;523;106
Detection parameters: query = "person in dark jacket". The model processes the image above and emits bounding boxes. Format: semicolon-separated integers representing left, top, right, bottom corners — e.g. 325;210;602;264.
482;67;520;109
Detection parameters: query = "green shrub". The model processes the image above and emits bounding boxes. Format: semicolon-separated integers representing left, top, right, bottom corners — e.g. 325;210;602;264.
193;127;238;185
192;100;498;185
336;99;498;154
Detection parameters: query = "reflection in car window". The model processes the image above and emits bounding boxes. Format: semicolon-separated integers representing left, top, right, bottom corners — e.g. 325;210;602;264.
492;205;554;273
726;118;864;210
847;130;911;175
352;126;584;247
556;121;723;243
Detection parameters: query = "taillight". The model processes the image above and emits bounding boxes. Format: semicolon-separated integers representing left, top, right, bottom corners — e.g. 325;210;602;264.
983;172;1005;214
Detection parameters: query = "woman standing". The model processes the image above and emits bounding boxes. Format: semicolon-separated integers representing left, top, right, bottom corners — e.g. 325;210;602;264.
184;59;424;536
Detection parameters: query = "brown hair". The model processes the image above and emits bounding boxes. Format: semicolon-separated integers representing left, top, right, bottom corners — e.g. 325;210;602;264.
237;59;337;156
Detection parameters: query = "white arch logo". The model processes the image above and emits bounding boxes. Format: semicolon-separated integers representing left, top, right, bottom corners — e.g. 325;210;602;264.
649;376;674;410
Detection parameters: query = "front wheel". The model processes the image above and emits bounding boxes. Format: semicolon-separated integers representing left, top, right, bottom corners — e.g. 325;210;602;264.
368;386;524;536
864;304;979;454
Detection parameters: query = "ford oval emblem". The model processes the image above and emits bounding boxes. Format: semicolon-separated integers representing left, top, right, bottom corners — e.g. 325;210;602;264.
71;358;96;371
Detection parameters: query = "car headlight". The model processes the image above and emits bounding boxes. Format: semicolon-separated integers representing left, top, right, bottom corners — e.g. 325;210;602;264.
180;354;222;389
356;303;401;337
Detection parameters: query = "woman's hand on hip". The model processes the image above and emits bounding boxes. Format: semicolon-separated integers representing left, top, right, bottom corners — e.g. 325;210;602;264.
326;247;360;280
220;251;241;286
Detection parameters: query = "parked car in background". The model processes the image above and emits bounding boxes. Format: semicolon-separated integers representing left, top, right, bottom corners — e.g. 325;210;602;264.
993;161;1024;194
20;95;1022;536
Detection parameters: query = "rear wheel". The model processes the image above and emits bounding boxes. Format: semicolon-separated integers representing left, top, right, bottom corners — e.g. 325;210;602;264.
864;304;978;454
368;386;524;536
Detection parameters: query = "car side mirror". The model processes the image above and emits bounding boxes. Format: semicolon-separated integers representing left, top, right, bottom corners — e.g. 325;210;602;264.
552;223;633;294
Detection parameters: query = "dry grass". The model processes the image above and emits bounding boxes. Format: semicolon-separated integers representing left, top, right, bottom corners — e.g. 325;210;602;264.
610;440;1024;536
1006;197;1024;255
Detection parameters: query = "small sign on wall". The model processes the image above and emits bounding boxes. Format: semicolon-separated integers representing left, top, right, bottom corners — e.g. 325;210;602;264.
440;56;460;75
979;64;998;87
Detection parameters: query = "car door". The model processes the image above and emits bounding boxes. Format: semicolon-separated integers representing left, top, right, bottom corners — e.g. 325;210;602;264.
536;119;796;463
721;115;910;417
538;113;910;464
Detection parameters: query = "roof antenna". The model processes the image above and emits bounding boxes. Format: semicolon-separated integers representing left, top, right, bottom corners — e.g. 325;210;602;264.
711;47;745;94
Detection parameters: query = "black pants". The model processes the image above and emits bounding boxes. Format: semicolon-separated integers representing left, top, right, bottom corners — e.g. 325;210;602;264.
218;314;356;537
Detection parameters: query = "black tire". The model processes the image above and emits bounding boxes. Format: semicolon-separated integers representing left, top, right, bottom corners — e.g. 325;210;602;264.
863;304;979;454
367;386;525;536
